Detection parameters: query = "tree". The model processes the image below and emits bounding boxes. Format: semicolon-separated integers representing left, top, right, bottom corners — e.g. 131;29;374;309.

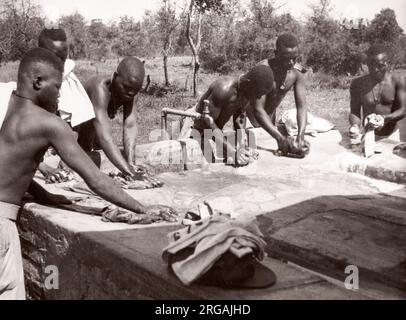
156;0;180;86
59;13;88;59
366;8;405;67
0;0;44;61
366;8;403;44
185;0;224;97
87;19;110;61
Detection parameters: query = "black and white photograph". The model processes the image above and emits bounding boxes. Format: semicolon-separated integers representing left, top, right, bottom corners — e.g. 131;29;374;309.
0;0;405;303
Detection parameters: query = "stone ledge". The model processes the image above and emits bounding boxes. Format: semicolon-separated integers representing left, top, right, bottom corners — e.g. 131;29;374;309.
338;140;406;185
18;204;367;300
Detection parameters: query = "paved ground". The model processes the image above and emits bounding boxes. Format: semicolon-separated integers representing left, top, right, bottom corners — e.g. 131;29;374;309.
21;129;406;299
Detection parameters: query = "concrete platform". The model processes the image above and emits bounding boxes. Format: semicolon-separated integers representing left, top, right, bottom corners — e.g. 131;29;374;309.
18;128;406;299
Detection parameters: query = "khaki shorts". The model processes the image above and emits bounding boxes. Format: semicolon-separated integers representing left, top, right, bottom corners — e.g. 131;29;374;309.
0;202;25;300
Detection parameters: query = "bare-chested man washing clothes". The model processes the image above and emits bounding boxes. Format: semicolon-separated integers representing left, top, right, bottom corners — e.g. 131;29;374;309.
0;48;175;300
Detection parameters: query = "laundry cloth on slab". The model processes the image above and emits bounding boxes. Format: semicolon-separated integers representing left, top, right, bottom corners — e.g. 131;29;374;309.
162;213;276;288
279;109;336;137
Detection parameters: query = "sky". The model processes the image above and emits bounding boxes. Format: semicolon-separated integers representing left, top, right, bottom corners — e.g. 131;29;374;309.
39;0;406;32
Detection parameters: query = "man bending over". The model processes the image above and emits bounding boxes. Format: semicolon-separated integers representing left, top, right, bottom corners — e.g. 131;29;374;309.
179;65;274;166
78;57;161;188
0;48;174;300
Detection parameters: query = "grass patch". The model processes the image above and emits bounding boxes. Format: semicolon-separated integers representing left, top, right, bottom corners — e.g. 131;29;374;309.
2;57;405;144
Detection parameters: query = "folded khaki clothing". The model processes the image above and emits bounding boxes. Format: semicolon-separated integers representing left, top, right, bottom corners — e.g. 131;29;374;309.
162;214;276;289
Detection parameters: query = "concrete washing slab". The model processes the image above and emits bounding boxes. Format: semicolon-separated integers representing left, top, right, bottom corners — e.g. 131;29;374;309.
18;128;406;299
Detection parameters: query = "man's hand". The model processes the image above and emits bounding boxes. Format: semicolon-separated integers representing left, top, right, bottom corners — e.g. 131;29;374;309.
43;167;73;184
226;148;251;167
144;205;178;222
277;136;310;158
365;114;385;130
124;164;164;188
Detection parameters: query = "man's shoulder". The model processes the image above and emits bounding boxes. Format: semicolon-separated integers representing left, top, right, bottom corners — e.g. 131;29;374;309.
350;74;369;90
257;59;270;67
212;76;237;100
391;73;406;86
84;75;110;106
85;75;109;91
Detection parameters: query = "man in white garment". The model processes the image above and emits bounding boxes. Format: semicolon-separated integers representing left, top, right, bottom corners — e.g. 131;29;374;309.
37;28;96;182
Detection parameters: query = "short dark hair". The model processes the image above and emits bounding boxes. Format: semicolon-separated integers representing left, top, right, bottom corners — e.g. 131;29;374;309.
241;65;274;97
117;56;145;80
18;48;64;84
276;33;298;50
38;28;67;48
366;44;389;58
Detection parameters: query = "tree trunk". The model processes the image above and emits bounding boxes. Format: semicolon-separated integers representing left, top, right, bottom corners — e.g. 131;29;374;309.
185;0;202;98
163;53;169;87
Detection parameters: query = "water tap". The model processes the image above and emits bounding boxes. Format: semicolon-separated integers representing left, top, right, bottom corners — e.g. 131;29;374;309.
202;100;210;117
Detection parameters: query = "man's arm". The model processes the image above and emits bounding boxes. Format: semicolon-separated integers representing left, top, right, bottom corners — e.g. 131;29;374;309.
253;95;285;143
349;79;363;127
233;108;248;149
47;117;146;213
195;86;213;113
92;99;134;177
293;72;307;144
123;96;139;166
384;76;406;123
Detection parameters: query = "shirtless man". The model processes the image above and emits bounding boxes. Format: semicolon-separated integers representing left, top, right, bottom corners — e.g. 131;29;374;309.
36;28;96;183
349;44;406;142
0;48;175;300
78;57;161;187
251;33;310;158
180;65;275;166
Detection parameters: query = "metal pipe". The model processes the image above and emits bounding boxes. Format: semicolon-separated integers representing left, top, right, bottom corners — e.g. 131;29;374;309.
161;108;202;120
161;100;213;134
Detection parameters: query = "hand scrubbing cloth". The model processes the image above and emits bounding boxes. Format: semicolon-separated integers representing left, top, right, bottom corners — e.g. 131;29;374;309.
162;214;276;289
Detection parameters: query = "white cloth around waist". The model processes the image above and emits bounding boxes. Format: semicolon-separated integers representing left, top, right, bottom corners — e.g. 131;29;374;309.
0;201;20;222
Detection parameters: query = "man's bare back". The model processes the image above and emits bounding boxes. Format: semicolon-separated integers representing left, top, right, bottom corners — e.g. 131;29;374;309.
194;76;245;131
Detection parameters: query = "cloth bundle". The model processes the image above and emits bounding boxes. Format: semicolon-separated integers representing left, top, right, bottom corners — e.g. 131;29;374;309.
365;113;385;130
60;182;178;224
277;136;311;159
162;213;276;289
279;109;335;137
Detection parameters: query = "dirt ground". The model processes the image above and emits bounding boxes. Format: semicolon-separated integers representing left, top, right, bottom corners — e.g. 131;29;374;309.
1;57;405;144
